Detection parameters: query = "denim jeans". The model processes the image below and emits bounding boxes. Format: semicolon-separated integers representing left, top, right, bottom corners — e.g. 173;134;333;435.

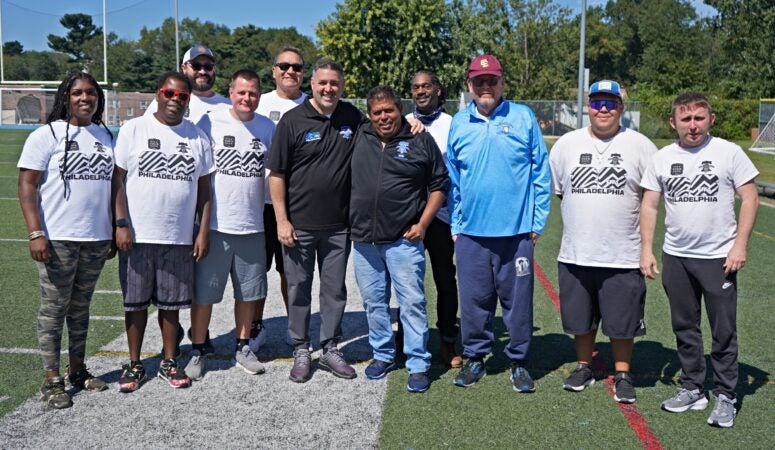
353;239;431;374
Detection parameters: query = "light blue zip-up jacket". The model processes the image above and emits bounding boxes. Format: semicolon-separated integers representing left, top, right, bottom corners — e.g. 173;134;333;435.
446;99;551;237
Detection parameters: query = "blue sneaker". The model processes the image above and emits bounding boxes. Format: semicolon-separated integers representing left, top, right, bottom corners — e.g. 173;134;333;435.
511;364;536;393
407;372;430;393
365;359;396;380
454;359;486;387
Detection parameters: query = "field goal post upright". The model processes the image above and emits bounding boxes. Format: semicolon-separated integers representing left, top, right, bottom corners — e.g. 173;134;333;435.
750;99;775;156
0;0;109;86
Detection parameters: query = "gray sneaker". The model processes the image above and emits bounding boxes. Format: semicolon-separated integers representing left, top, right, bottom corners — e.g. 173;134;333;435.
235;345;265;375
661;388;709;412
707;393;737;428
319;348;356;379
289;348;312;383
185;349;206;381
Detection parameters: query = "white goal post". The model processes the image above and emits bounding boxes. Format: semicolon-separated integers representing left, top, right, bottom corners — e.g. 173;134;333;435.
750;99;775;155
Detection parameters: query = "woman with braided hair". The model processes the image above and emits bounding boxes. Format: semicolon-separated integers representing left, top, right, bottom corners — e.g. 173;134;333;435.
17;71;115;409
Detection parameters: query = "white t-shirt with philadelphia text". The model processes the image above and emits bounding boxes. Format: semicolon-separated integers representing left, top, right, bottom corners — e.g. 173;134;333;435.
197;109;275;234
640;136;759;258
17;121;114;241
145;93;231;124
115;115;215;245
550;127;657;268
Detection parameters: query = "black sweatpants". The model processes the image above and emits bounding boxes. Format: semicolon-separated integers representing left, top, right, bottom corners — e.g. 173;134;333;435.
662;253;738;398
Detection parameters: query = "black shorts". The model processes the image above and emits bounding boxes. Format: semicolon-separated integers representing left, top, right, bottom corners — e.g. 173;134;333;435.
263;203;284;273
558;262;646;339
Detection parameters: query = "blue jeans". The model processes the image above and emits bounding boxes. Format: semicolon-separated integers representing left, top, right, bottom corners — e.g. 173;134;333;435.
353;239;431;374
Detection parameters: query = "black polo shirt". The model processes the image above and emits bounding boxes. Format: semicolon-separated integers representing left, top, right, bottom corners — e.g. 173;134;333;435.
268;98;364;230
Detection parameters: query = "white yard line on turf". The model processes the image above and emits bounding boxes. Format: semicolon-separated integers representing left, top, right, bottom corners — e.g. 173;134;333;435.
0;238;26;242
89;316;124;321
94;290;122;294
0;197;18;200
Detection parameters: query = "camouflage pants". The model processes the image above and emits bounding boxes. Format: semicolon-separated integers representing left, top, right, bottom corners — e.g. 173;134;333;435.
36;240;111;371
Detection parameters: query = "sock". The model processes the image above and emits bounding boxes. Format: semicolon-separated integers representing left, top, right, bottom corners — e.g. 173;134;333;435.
236;339;249;351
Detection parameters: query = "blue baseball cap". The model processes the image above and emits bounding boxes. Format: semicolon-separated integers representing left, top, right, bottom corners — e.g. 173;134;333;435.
183;44;215;63
589;80;622;99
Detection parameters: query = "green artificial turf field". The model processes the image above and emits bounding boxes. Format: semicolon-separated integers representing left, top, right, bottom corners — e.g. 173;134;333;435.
0;127;772;448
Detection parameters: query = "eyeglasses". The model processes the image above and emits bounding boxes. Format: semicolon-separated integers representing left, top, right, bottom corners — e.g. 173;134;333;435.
470;77;500;88
158;88;190;102
187;61;214;71
274;62;304;72
589;99;621;111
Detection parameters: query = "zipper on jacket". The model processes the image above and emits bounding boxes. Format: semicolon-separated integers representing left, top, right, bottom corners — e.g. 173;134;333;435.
370;139;387;243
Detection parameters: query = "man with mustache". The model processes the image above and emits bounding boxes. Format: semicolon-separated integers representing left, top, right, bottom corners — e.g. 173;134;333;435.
144;44;230;124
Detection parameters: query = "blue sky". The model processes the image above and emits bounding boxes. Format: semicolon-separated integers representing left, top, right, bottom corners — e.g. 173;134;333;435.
2;0;716;52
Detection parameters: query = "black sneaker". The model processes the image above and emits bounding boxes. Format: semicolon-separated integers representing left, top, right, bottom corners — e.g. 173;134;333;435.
118;362;147;393
613;372;636;404
454;358;486;387
40;376;72;409
67;365;108;391
160;324;185;359
158;358;192;389
511;364;536;393
188;327;215;355
563;364;595;392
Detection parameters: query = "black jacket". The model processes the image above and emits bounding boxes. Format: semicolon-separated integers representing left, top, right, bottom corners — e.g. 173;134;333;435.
350;119;449;243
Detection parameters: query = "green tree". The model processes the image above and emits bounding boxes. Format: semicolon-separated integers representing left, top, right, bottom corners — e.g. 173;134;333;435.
3;41;23;56
316;0;452;97
47;13;102;62
705;0;775;98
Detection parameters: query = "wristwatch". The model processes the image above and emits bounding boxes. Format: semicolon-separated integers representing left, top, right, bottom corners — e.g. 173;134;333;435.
115;218;129;228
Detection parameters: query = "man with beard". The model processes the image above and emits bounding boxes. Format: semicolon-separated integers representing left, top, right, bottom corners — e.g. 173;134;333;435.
144;44;230;123
113;71;214;392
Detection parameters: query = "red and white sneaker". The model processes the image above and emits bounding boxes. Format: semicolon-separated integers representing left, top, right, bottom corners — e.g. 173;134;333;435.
158;358;191;389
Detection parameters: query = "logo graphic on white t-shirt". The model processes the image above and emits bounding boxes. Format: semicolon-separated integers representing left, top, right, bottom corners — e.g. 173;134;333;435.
215;141;266;179
664;160;719;203
139;140;195;181
59;140;113;181
570;153;625;195
515;257;531;277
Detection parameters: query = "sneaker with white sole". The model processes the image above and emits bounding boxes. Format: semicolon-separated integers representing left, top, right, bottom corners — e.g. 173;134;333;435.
563;364;595;392
613;372;636;404
158;358;191;389
185;349;206;381
707;393;736;428
661;388;708;412
235;345;265;375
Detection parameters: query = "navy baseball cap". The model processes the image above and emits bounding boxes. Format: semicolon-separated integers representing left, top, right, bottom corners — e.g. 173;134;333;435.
589;80;622;99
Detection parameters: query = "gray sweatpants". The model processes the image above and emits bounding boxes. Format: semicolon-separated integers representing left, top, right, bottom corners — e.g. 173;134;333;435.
36;240;111;371
282;229;350;350
662;253;738;398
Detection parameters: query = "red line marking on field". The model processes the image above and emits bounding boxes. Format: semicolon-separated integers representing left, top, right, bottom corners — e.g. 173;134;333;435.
534;262;664;450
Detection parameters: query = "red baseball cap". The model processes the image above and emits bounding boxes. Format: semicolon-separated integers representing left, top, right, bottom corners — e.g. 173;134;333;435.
468;54;503;78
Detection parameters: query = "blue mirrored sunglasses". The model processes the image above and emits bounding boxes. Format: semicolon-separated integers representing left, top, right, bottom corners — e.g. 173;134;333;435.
589;99;621;111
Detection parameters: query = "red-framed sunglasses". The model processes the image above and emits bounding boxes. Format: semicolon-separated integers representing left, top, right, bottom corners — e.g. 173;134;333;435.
158;88;190;102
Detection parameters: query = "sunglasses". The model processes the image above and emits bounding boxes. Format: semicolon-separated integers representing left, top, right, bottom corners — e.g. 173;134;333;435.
470;77;500;88
589;99;621;111
158;88;190;102
274;62;304;72
188;61;214;71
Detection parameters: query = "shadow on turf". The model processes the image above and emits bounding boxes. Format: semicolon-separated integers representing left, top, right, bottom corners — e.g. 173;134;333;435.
592;339;770;413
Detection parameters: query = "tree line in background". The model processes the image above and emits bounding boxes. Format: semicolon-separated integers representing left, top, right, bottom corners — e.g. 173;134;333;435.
2;0;773;138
